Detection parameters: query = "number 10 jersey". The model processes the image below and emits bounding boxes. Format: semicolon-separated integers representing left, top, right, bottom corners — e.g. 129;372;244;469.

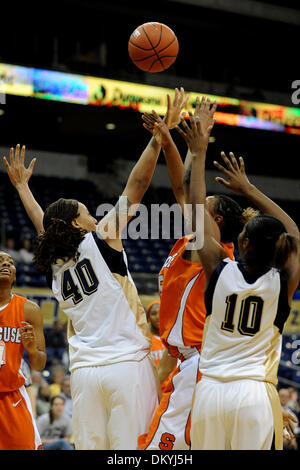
199;258;291;385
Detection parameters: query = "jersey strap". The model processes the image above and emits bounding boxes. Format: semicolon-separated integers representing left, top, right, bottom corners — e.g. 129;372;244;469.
92;231;127;276
204;260;228;318
274;272;291;334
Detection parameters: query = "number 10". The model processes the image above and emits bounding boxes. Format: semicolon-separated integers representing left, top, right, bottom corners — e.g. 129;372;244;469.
221;293;264;336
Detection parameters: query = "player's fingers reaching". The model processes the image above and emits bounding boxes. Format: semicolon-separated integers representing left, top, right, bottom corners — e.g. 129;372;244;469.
15;144;21;166
215;176;230;187
239;156;246;173
166;93;171;110
213;159;231;177
204;97;211;111
181;90;189;108
151;109;163;122
175;120;188;140
189;112;198;134
142;114;155;127
228;152;239;171
20;145;26;166
142;112;157;123
28;158;37;174
175;126;186;141
10;147;15;166
142;122;154;134
210;100;218;115
207;121;216;135
3;157;10;171
173;87;179;106
220;151;235;172
181;115;192;134
194;96;200;114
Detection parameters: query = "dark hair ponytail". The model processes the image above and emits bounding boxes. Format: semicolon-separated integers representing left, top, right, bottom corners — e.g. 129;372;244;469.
34;198;86;272
244;214;298;270
274;232;298;270
213;195;259;243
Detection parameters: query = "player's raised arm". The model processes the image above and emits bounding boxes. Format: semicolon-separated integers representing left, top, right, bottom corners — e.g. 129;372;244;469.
176;107;226;283
97;133;161;250
3;144;44;234
143;109;185;210
181;96;217;204
214;151;300;301
142;87;189;212
213;151;300;240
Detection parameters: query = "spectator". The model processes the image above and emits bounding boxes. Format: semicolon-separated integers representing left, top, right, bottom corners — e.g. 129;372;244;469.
59;375;72;419
0;238;22;263
19;238;34;263
49;365;67;398
31;370;47;399
146;301;165;366
36;395;73;450
279;388;298;450
44;319;68;365
36;382;51;417
287;387;300;416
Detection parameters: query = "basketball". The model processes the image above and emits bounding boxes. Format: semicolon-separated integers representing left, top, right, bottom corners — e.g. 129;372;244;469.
128;22;179;73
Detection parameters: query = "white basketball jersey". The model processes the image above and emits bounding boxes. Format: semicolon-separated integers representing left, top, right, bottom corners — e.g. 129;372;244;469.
199;259;290;385
48;232;151;372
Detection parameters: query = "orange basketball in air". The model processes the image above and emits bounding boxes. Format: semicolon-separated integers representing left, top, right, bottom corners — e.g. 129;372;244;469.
128;22;179;73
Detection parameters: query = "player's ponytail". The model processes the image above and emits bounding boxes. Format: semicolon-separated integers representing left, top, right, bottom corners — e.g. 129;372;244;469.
213;195;258;243
274;232;298;270
240;207;260;226
243;214;298;271
34;198;86;272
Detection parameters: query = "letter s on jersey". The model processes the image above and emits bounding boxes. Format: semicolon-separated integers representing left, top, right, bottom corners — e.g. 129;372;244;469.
159;432;176;450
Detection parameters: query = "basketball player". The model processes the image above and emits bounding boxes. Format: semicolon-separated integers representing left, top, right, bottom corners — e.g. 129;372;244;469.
146;301;165;366
2;94;188;450
138;96;258;450
183;113;300;450
0;251;46;449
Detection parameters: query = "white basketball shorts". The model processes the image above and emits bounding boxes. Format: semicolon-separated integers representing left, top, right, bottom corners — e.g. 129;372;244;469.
191;376;283;450
71;355;159;450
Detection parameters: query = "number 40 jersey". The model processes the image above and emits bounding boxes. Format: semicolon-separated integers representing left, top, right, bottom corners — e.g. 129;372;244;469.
199;258;291;385
48;231;152;372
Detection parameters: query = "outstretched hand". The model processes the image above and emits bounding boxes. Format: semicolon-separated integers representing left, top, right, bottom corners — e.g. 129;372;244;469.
194;95;217;131
142;110;172;147
213;151;252;194
176;111;215;154
164;87;190;129
3;144;36;189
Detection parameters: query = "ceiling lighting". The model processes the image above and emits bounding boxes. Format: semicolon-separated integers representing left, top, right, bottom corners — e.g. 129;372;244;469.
105;123;116;130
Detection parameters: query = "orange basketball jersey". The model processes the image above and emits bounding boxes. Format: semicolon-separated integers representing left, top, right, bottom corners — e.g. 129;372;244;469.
158;235;234;360
0;294;27;392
